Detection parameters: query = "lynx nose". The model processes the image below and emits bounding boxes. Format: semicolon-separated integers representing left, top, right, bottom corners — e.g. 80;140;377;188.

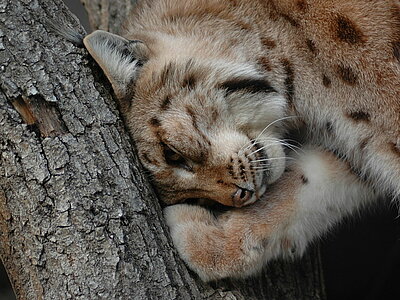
232;186;254;207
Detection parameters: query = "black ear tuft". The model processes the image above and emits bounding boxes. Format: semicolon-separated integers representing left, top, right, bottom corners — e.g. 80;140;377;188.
83;30;149;99
46;19;85;47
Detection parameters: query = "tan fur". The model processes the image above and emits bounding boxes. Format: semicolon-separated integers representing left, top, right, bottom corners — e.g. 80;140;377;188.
82;0;398;280
106;0;400;203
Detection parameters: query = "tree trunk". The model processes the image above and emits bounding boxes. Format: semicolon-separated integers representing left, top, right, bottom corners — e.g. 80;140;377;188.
0;0;326;299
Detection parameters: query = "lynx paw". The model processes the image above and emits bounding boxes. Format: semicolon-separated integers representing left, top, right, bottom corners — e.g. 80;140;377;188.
164;204;266;281
164;204;221;281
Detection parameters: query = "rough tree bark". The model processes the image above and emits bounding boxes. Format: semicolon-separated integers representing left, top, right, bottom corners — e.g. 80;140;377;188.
0;0;326;299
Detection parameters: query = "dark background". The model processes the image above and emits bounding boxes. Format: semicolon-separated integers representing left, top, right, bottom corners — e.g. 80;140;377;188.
1;1;399;299
64;0;90;30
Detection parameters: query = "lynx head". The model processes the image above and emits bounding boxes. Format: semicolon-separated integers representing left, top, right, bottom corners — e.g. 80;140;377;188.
84;31;288;207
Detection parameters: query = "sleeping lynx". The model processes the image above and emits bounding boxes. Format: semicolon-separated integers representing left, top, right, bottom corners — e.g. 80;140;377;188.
81;0;399;281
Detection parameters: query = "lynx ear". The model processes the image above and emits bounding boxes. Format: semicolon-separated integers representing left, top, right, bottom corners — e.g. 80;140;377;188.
83;30;148;99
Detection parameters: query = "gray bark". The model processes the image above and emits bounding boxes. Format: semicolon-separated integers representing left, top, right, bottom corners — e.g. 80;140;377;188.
0;0;326;299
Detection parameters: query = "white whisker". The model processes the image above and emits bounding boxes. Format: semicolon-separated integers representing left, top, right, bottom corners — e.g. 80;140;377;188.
238;115;298;156
251;157;294;163
247;140;286;156
239;138;258;153
247;137;303;157
254;115;298;142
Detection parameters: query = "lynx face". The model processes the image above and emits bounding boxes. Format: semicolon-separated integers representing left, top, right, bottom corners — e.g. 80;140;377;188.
82;30;288;207
127;59;287;206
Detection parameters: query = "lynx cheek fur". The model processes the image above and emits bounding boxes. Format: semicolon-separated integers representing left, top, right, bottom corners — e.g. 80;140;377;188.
82;0;399;280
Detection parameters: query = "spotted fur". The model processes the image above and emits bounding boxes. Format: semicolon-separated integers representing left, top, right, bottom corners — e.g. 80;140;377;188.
82;0;400;281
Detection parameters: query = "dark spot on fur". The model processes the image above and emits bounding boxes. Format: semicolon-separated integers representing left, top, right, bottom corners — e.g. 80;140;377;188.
280;13;299;27
347;111;370;122
322;75;332;87
393;41;400;63
182;75;196;89
159;63;174;86
211;107;219;123
221;78;276;95
306;39;317;54
301;175;309;184
236;20;252;31
375;72;385;86
389;142;400;156
217;180;224;184
141;153;152;164
228;165;234;177
186;106;196;123
142;153;159;166
258;57;273;72
336;65;358;85
261;37;277;49
296;0;307;11
326;121;333;133
240;165;246;179
360;137;370;150
186;106;212;150
281;58;295;105
149;117;161;127
336;15;365;44
161;95;171;110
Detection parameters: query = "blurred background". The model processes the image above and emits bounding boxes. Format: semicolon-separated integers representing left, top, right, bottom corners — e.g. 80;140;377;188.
64;0;90;30
1;1;399;300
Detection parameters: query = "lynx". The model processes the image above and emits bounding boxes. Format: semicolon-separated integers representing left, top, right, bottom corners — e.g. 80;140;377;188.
80;0;400;281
